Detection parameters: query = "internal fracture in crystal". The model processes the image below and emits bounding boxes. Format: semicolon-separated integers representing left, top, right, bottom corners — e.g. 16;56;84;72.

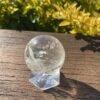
25;35;65;90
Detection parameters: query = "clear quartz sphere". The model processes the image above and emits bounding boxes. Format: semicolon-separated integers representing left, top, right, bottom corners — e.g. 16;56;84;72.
25;35;65;90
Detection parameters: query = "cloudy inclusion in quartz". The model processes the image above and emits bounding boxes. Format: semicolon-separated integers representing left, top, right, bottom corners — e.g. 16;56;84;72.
25;35;65;90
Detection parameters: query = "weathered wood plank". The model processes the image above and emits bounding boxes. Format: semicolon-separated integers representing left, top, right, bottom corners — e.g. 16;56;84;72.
0;29;100;100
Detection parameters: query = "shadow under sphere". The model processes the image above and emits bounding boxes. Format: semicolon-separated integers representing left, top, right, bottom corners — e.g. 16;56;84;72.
45;73;100;100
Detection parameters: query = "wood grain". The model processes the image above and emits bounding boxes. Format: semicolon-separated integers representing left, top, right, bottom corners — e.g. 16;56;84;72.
0;29;100;100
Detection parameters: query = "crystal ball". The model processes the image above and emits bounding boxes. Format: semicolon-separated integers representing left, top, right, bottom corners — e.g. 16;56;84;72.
25;35;65;90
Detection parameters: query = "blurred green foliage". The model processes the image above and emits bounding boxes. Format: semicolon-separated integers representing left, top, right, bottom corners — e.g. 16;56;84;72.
0;0;100;36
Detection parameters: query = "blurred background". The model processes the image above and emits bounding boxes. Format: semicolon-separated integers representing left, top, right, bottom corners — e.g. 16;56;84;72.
0;0;100;36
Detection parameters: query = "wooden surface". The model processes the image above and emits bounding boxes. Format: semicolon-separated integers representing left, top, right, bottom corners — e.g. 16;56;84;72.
0;29;100;100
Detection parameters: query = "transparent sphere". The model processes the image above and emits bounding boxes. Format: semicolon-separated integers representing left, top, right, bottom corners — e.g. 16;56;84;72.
25;35;65;90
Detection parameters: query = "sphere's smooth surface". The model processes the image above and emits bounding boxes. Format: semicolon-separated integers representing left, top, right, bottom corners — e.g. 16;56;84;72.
25;35;65;90
25;35;65;73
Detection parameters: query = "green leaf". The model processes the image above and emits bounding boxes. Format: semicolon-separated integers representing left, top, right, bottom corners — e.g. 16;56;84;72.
70;29;77;34
53;4;61;11
11;8;19;14
59;20;70;26
23;4;32;15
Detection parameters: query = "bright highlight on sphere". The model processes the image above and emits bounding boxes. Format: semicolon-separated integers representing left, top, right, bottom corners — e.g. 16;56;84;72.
25;35;65;73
